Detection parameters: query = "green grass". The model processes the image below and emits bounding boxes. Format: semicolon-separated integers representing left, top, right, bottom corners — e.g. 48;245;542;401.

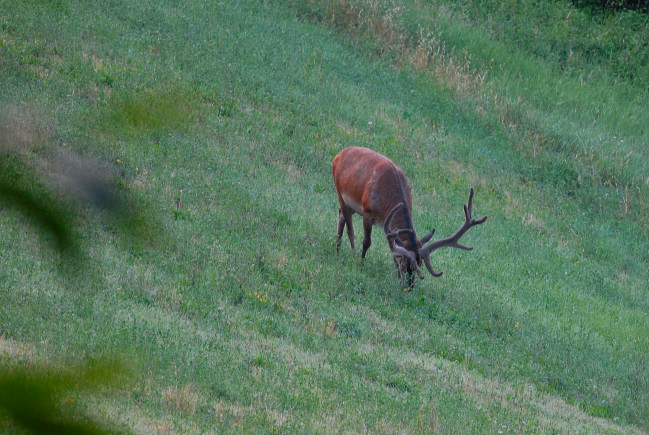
1;0;648;432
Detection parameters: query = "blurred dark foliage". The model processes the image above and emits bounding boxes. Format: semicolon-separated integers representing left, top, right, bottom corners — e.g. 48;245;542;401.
0;357;131;434
1;111;153;433
0;152;161;268
0;153;78;254
573;0;649;13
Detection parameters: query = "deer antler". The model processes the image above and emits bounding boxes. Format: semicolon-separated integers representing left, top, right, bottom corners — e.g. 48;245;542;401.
419;188;487;277
383;203;425;279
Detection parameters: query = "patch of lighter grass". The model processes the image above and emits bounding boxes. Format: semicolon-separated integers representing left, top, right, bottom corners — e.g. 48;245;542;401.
270;339;329;371
112;303;194;340
0;336;35;362
211;400;290;430
287;0;488;95
399;351;644;434
162;383;200;417
86;399;203;435
0;103;54;155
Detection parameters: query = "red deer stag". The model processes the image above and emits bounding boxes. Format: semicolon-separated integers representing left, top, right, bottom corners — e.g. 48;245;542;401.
332;146;487;287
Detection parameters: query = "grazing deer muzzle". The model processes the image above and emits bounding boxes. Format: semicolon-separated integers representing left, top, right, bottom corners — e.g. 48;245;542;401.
332;146;487;288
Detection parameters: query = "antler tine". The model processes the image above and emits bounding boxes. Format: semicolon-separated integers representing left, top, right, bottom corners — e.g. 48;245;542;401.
468;185;475;210
419;228;436;245
412;262;425;279
384;202;406;251
386;228;413;243
421;187;487;255
383;202;404;234
422;255;443;277
466;187;487;225
383;202;408;250
418;188;487;277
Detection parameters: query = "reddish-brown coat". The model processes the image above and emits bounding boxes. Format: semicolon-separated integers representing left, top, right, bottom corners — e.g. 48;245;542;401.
332;146;487;287
333;146;414;236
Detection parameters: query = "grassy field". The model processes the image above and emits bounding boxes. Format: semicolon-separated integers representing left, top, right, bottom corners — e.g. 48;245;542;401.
1;0;648;433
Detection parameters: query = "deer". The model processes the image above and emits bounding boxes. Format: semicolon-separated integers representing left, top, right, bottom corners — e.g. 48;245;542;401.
332;146;487;288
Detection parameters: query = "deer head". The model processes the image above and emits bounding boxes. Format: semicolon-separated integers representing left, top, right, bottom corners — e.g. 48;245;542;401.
382;188;487;282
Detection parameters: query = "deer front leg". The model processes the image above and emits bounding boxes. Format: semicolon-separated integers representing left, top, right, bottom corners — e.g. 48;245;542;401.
405;271;417;290
392;257;403;279
361;215;373;258
391;256;416;288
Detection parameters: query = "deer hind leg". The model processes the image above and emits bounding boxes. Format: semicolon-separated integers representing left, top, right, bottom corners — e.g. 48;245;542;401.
336;208;345;251
337;206;355;250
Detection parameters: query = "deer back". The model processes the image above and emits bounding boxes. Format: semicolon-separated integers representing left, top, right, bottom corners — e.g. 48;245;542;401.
332;147;418;247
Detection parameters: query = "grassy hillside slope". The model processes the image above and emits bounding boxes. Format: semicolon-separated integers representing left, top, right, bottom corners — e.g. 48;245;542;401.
1;0;647;432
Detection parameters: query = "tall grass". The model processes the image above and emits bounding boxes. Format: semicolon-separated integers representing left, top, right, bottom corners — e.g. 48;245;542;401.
287;0;649;225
